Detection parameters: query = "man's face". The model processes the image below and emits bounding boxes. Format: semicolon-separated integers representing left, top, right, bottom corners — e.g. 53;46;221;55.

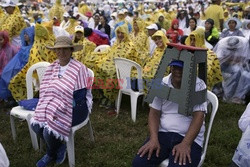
171;65;183;86
75;31;83;40
228;20;237;30
147;29;156;37
205;22;212;31
4;6;15;14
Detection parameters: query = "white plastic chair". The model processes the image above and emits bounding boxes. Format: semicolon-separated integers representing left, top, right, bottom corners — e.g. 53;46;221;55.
159;90;219;167
93;44;110;52
114;57;144;122
10;62;50;151
66;68;95;167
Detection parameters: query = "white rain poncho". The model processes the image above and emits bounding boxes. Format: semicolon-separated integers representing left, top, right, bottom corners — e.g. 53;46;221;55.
213;36;250;103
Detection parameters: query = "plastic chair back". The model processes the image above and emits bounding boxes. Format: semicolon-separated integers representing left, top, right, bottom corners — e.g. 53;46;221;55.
94;45;110;52
26;62;50;99
198;90;219;166
114;57;143;93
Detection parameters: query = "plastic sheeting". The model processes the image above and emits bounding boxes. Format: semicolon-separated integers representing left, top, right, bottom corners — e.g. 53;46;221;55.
213;36;250;102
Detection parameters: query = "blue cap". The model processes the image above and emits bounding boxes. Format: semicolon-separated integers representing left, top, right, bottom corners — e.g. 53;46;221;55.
168;60;184;67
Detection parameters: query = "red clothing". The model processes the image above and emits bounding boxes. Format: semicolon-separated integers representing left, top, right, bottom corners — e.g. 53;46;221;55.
166;19;183;43
87;32;109;46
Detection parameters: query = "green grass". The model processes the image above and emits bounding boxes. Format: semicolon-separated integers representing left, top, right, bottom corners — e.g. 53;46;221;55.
0;95;246;167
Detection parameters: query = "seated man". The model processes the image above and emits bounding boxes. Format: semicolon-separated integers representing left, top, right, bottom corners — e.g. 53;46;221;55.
132;60;207;167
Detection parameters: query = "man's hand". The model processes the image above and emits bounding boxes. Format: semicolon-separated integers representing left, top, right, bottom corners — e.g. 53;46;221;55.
137;139;161;160
172;141;191;165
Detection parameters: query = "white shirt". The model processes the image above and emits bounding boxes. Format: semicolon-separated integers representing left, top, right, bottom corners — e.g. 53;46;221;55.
149;37;157;57
151;74;207;147
178;18;187;30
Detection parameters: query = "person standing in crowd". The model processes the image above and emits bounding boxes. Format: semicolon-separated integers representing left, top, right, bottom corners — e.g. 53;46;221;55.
98;15;111;39
220;17;244;39
31;36;92;167
205;18;219;47
133;59;207;167
202;0;224;32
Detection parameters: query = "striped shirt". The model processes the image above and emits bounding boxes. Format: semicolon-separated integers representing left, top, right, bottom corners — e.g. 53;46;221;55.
32;59;89;141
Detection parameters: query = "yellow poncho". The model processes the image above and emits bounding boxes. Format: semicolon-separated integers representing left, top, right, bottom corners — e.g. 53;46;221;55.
65;19;80;35
9;22;57;101
95;24;141;101
130;19;149;66
48;0;65;22
72;35;96;65
185;28;223;90
143;30;169;80
78;4;91;15
0;6;26;40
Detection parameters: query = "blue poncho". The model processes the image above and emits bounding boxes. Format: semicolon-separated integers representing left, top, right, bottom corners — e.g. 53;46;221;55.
0;26;35;100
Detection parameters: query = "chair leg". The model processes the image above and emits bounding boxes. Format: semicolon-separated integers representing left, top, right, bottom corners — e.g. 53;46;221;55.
130;94;139;122
10;115;17;141
26;115;39;150
88;120;95;142
67;133;75;167
116;90;122;115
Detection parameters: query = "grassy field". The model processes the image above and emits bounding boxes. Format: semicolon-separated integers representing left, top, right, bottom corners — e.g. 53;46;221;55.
0;95;246;167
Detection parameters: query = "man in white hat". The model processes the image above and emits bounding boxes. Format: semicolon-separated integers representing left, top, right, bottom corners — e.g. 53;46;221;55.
60;12;70;29
146;23;160;57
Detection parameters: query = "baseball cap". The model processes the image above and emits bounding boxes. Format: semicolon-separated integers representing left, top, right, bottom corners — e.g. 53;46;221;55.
168;60;184;67
63;12;70;17
146;23;158;30
75;25;84;33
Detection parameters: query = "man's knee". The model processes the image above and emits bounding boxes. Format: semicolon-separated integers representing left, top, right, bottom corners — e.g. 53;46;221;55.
132;154;148;167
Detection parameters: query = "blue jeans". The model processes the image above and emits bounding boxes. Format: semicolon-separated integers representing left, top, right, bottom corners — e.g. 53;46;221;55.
132;132;202;167
31;124;64;159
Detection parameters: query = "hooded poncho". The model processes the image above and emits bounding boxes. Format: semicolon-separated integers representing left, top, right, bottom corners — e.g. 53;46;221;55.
0;27;35;99
185;28;223;90
9;23;57;101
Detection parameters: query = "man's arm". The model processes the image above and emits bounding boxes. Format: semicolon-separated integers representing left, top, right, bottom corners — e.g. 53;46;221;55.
172;111;205;165
137;107;161;160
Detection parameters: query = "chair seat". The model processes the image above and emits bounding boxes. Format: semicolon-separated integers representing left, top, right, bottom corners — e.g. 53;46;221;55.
10;106;35;120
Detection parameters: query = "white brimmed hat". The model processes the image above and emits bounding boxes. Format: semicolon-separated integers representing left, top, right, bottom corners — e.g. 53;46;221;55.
46;36;82;52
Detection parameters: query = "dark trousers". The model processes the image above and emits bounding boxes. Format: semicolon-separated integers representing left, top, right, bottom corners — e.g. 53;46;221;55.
132;132;202;167
31;124;64;159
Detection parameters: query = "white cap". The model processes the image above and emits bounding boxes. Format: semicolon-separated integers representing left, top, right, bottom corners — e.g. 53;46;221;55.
146;24;158;30
1;0;16;7
75;25;84;33
117;10;125;15
63;12;70;17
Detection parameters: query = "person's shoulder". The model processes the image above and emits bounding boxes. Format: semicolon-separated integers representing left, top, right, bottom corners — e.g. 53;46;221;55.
196;77;206;90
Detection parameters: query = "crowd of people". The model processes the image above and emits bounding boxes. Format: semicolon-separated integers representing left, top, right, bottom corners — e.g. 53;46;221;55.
0;0;250;166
